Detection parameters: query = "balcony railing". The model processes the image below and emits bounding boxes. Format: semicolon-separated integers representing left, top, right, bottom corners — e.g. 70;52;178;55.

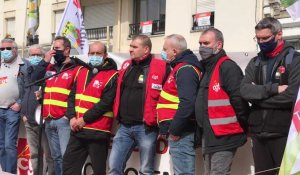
27;35;39;46
129;20;165;37
86;26;113;40
52;26;113;41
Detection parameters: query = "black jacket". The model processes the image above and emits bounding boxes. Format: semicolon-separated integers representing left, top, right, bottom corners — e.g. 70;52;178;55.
118;54;171;128
160;49;203;136
240;42;300;136
20;60;40;124
66;57;118;140
195;49;249;154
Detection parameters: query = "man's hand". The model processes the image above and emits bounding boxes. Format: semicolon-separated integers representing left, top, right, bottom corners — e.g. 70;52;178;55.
44;50;56;63
70;117;78;131
169;134;180;141
22;116;28;123
278;85;288;93
77;118;86;130
10;103;21;112
34;90;42;100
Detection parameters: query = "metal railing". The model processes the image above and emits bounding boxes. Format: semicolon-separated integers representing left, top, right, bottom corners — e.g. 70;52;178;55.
129;20;165;37
86;26;113;40
51;26;113;41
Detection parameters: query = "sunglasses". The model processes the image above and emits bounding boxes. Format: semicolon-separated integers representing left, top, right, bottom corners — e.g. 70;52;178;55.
0;47;14;51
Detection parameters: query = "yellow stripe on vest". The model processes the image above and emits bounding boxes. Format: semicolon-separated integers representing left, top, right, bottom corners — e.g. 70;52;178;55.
44;87;70;95
75;106;113;118
160;90;179;103
76;94;100;103
157;103;178;109
44;99;67;107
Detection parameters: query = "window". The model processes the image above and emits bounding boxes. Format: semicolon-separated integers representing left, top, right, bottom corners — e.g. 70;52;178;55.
6;18;15;38
192;0;215;31
133;0;166;23
54;10;64;33
129;0;166;36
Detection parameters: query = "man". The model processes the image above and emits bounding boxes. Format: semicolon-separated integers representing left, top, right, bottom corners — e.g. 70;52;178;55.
195;28;249;175
240;17;300;174
108;35;170;175
32;36;80;175
157;34;202;175
21;44;55;175
0;39;25;174
63;42;118;175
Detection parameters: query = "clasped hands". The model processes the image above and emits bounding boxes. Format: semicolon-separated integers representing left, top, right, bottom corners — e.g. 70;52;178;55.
70;117;86;132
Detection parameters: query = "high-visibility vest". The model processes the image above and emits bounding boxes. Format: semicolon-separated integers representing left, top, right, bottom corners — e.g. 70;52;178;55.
208;56;244;136
75;67;117;133
113;58;167;126
157;63;201;123
43;64;80;119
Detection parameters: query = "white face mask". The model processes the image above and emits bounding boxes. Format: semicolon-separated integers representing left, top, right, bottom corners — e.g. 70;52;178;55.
89;55;103;66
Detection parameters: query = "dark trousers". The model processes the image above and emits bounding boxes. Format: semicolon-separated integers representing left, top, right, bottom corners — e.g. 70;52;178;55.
63;134;109;175
252;136;287;175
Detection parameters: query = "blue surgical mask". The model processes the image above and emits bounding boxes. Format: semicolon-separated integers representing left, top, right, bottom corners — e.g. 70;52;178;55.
89;55;103;66
161;51;168;61
258;37;277;53
29;56;42;66
1;50;13;61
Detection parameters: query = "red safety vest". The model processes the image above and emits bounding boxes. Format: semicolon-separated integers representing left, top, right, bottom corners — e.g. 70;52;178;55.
43;64;80;119
75;67;117;133
208;56;244;136
113;58;167;126
157;63;201;123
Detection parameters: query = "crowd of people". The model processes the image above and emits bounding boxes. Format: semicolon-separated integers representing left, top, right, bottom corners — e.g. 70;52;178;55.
0;17;299;175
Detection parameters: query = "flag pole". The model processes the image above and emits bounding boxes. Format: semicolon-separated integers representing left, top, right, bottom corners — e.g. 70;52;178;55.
22;0;29;58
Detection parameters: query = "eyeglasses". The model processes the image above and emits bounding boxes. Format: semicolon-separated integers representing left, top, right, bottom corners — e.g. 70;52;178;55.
0;47;14;51
253;35;274;43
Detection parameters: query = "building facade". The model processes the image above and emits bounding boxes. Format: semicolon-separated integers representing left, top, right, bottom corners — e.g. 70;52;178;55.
0;0;299;56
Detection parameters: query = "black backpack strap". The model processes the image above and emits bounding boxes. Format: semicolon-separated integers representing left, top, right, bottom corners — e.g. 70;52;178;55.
285;48;295;65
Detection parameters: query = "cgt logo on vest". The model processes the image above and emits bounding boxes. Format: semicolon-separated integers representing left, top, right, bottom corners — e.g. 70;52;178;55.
92;80;102;88
212;81;220;92
17;138;32;175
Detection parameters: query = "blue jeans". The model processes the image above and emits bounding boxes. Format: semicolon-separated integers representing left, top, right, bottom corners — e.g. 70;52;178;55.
0;108;20;174
45;117;71;175
108;124;158;175
169;132;195;175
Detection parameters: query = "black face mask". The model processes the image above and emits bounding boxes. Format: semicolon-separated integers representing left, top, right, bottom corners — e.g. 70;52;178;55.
258;37;277;53
54;50;66;65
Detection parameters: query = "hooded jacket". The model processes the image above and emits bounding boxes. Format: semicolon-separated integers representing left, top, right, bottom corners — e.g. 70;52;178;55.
240;42;300;136
195;49;249;154
66;57;118;140
160;49;203;136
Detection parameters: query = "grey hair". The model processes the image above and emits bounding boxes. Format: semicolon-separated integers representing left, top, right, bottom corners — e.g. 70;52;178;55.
1;38;18;50
28;44;45;56
255;17;282;34
201;27;224;45
165;34;187;52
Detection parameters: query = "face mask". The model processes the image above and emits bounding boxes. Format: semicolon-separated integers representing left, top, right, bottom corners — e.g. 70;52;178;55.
29;56;42;66
258;37;277;53
54;50;66;65
1;50;13;61
199;46;214;60
161;51;168;61
89;55;103;66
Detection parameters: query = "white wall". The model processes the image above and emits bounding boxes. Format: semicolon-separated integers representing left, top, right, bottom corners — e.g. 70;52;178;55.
215;0;258;52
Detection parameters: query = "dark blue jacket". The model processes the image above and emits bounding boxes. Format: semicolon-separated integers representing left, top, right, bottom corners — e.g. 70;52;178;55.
162;49;203;136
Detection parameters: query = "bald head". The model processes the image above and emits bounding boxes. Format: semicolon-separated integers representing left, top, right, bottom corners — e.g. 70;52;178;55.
88;41;107;58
